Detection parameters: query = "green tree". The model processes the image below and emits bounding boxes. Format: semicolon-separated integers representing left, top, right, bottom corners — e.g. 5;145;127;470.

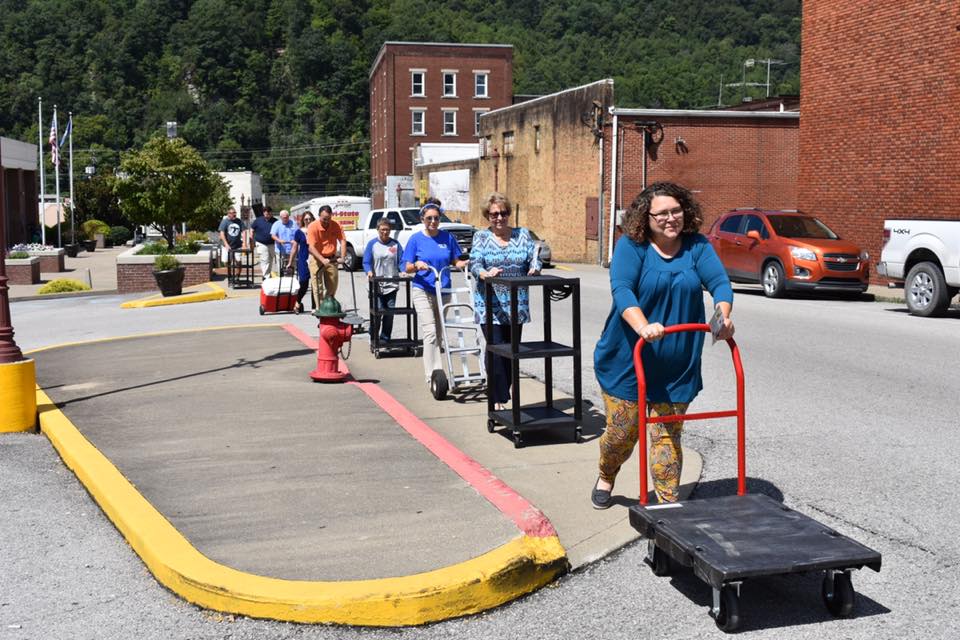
114;136;230;249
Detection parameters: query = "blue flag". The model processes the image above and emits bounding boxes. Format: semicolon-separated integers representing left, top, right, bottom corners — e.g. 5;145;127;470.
59;115;72;149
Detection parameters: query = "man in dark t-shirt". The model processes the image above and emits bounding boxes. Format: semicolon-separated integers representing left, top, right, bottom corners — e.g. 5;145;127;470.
218;207;247;255
250;206;276;278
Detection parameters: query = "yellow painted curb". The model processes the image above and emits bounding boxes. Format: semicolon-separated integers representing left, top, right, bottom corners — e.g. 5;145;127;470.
121;282;227;308
36;385;567;625
553;264;573;271
0;359;37;432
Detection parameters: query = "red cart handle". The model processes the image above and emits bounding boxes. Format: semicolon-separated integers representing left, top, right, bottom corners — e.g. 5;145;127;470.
633;322;745;505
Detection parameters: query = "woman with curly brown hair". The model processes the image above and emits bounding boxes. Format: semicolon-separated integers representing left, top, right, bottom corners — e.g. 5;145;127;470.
591;182;735;509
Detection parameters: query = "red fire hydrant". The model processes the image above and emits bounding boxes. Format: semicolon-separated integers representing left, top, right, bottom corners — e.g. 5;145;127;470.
310;298;353;383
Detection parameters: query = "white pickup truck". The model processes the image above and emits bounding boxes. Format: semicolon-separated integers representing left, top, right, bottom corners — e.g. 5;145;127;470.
878;220;960;316
342;207;476;271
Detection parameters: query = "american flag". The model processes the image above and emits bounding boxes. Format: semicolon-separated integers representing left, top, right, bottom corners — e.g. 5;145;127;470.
49;115;59;167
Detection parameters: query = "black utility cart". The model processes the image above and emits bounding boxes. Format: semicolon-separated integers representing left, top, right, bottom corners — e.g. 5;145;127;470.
368;275;421;358
484;275;582;447
227;248;257;288
628;323;882;633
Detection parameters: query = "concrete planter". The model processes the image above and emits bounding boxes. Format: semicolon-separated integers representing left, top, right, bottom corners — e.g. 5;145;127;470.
4;256;41;284
116;245;213;294
27;248;66;273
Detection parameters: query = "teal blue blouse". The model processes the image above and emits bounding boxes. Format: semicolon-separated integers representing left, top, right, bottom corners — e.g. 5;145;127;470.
594;234;733;403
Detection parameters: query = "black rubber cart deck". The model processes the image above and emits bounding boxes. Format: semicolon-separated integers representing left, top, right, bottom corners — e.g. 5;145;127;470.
368;275;420;358
628;323;882;633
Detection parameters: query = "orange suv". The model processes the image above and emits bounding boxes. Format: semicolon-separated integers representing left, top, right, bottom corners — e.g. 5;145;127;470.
708;209;869;298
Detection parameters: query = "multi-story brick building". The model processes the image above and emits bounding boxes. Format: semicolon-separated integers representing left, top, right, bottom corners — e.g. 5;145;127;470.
799;1;960;281
369;42;513;208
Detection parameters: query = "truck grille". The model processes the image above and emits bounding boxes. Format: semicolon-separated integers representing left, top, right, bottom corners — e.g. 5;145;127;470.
823;253;860;272
449;229;475;252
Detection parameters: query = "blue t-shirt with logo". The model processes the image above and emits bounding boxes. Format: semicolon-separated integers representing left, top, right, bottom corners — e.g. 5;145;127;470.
401;230;462;292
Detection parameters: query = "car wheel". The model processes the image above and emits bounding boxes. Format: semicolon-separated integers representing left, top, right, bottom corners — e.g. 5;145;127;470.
906;261;949;317
762;261;786;298
344;245;359;271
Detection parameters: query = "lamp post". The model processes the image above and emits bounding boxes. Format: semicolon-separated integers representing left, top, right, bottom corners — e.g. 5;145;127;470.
0;138;37;433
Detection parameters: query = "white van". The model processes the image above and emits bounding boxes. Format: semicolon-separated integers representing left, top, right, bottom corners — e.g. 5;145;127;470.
289;195;372;232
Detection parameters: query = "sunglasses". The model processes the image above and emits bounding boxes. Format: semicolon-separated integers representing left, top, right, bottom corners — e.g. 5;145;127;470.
423;216;440;222
489;211;510;219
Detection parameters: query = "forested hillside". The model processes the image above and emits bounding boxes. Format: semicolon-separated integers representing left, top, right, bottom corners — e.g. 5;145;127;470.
0;0;800;198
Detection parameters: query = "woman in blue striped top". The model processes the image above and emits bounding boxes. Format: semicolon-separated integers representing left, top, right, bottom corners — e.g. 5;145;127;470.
470;193;542;409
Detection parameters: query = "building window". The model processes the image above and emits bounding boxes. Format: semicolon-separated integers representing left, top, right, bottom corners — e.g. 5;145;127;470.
474;72;489;98
473;108;489;137
443;72;457;97
534;125;541;153
502;131;515;155
443;109;457;136
480;136;492;158
411;109;426;135
411;70;425;97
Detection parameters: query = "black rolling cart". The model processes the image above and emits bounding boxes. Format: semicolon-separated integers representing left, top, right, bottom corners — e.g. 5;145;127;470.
484;275;582;448
227;248;256;288
368;276;421;358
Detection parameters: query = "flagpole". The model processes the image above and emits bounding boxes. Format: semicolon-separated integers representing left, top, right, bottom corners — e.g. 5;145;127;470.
38;98;46;246
53;105;61;247
68;113;75;247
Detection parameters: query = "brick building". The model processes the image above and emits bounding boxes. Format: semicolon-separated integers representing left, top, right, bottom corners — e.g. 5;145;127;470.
369;42;513;208
799;1;960;280
605;109;799;262
1;137;39;246
467;80;799;264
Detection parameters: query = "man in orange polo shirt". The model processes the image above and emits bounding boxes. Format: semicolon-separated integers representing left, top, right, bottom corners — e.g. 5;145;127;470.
306;205;347;303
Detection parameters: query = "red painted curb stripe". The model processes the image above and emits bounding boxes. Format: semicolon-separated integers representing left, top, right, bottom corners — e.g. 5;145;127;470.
281;324;557;539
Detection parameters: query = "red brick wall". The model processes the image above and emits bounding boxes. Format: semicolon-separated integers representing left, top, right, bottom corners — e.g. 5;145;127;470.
117;263;210;294
370;43;513;207
5;261;40;284
603;114;799;260
35;253;65;273
799;1;960;281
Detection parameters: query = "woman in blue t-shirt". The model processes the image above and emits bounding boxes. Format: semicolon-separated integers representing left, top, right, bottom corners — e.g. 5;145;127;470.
402;202;468;385
591;182;735;509
292;211;315;312
469;192;541;409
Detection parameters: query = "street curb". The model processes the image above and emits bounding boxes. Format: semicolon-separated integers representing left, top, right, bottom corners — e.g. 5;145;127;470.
32;327;569;626
10;288;119;302
120;282;226;308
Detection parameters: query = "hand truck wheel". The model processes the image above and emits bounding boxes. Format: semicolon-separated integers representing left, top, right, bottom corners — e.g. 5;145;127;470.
713;585;741;633
430;370;449;400
822;570;855;618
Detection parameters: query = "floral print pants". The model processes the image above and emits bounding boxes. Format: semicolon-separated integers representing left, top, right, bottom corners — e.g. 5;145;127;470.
597;391;689;503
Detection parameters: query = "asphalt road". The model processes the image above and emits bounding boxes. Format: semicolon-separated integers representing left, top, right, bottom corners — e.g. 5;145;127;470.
3;266;959;639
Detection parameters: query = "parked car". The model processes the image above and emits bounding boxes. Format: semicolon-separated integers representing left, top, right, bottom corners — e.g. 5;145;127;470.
878;219;960;316
528;230;552;268
708;209;869;298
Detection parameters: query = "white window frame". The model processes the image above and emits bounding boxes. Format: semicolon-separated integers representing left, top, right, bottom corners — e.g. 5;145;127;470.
410;69;426;97
474;71;489;98
473;108;489;137
442;70;457;97
442;108;458;136
410;108;426;136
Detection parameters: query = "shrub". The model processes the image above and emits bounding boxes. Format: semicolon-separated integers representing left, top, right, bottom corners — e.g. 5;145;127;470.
109;226;131;245
138;240;200;256
81;219;111;240
153;254;180;271
37;278;92;294
7;251;30;259
180;230;210;245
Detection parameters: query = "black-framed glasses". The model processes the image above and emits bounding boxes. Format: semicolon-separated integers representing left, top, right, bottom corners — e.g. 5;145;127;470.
649;206;684;223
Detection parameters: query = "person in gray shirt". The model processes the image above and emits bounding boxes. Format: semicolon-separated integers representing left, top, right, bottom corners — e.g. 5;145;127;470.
363;218;403;342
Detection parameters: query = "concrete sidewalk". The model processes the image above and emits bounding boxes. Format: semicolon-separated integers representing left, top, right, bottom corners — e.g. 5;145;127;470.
27;318;700;626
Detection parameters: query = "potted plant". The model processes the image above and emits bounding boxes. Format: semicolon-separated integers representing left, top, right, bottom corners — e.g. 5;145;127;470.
81;219;111;252
153;254;185;297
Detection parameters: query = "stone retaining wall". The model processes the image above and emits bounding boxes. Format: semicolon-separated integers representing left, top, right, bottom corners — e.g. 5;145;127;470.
116;245;212;294
31;249;65;273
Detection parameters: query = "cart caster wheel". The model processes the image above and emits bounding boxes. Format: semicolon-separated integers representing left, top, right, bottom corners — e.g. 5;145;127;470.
258;305;265;316
647;544;671;577
374;351;382;359
513;432;524;448
487;418;496;433
713;585;741;633
414;347;423;357
573;427;582;443
822;571;855;618
430;370;449;400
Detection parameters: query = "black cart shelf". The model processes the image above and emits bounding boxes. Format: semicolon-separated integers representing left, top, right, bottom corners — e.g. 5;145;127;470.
484;275;582;447
368;275;421;358
227;248;257;288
